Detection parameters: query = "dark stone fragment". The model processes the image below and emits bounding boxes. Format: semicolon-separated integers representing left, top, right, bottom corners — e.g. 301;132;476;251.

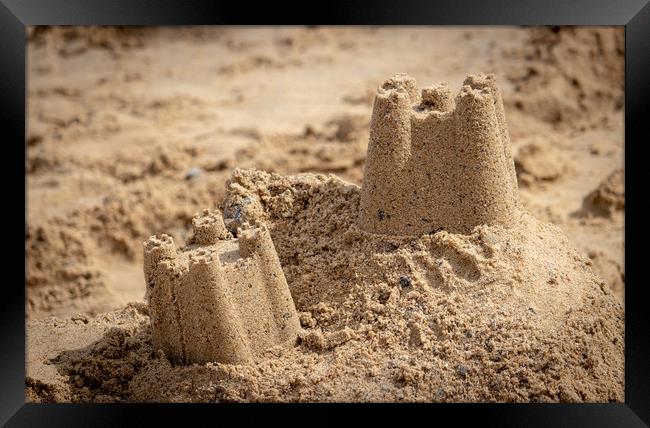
399;276;412;288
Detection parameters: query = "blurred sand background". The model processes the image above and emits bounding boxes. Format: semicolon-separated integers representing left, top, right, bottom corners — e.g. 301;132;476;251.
26;26;624;320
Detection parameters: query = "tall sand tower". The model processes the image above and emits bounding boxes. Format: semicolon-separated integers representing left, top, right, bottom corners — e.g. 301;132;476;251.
359;73;519;236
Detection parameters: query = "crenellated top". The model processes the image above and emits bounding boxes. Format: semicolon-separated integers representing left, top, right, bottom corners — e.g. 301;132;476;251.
189;209;232;245
142;210;301;365
360;72;520;236
373;73;508;125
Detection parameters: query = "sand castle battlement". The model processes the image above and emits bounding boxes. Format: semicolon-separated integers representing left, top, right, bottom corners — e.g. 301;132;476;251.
359;73;520;236
143;209;300;365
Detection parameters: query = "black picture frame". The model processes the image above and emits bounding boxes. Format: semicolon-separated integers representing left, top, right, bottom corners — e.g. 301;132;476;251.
3;0;648;426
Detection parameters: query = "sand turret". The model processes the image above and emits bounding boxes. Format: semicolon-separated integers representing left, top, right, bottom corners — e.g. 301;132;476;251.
143;209;301;365
359;73;519;236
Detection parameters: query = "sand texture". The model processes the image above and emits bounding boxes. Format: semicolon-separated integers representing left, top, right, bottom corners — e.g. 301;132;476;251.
26;26;624;402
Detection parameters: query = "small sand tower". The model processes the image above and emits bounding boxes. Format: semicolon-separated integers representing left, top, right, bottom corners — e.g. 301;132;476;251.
143;209;300;365
359;73;520;236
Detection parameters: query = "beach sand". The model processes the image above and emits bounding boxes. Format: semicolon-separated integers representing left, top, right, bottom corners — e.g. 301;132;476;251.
26;26;624;402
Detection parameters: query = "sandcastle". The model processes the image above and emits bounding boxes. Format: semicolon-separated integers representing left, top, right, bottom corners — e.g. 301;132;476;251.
143;73;610;374
359;73;520;236
125;71;624;401
143;210;300;365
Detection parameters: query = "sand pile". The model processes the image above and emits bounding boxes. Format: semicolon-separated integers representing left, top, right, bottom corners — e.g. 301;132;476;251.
504;26;624;130
577;168;625;218
27;73;623;403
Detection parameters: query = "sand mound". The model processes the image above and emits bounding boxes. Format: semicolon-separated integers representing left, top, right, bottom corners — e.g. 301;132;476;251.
28;166;623;402
222;167;623;401
505;27;624;130
577;168;625;218
26;303;151;402
514;137;570;188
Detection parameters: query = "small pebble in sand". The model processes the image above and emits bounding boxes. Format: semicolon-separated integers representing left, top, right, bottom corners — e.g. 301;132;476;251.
456;365;468;378
385;242;400;252
399;276;412;288
185;167;204;180
229;205;243;223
